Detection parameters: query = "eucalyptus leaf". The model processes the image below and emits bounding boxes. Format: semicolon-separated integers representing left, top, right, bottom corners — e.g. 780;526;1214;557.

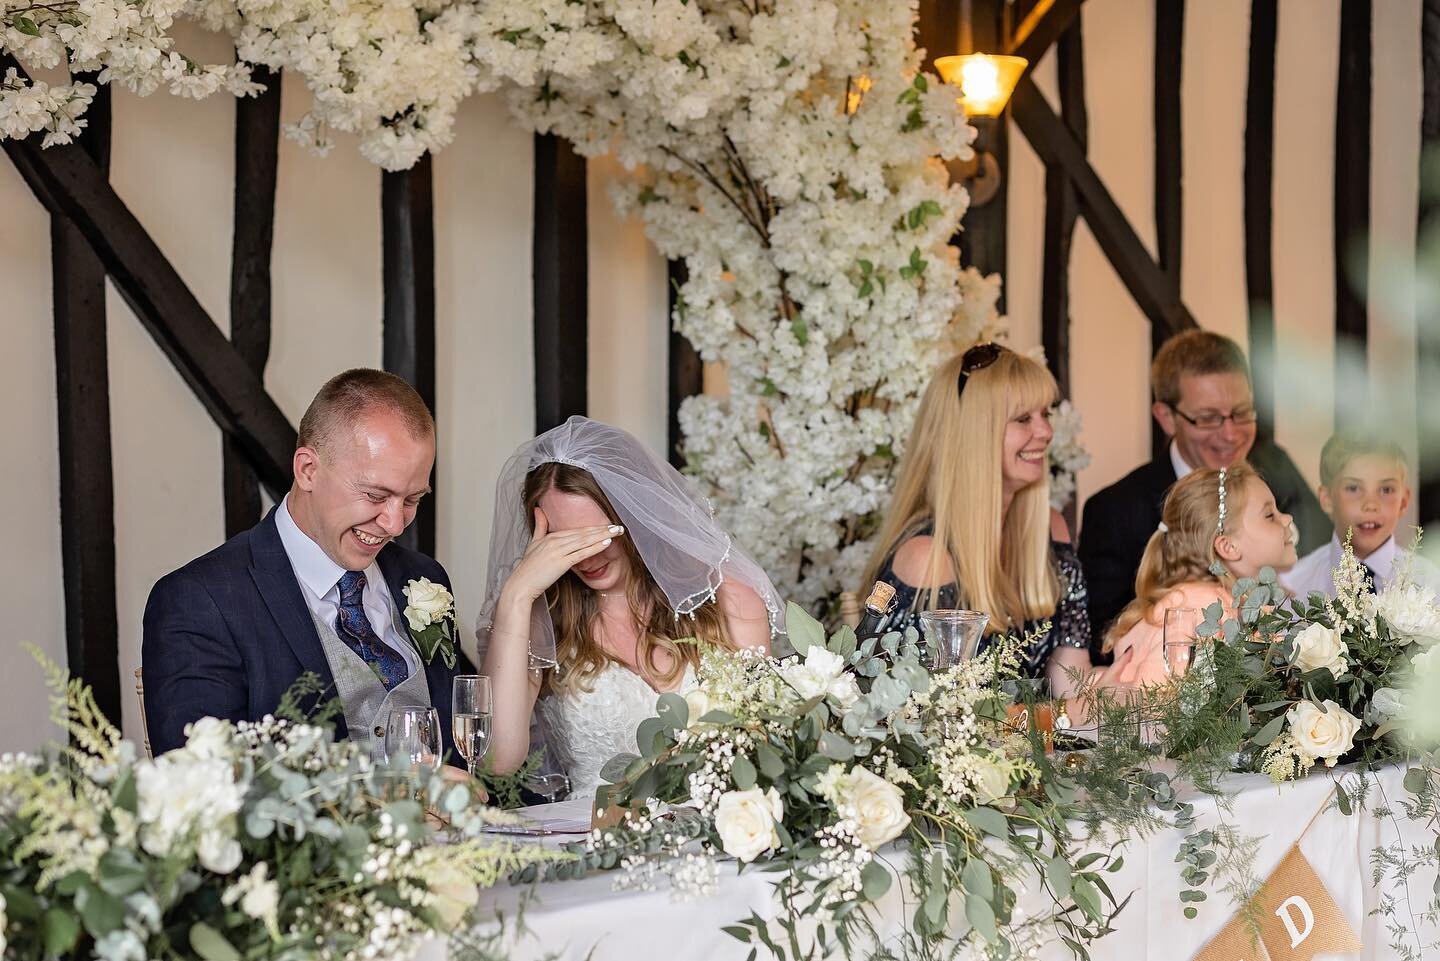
860;860;891;900
43;909;81;956
786;601;824;656
965;892;998;943
600;753;640;783
731;754;757;790
76;884;126;939
189;923;242;961
655;692;688;730
818;731;855;760
962;857;993;901
1253;714;1286;747
1045;855;1073;900
962;806;1009;838
755;742;786;780
1071;875;1102;920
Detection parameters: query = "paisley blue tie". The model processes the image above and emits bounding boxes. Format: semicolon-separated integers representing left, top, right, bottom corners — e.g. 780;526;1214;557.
336;571;409;691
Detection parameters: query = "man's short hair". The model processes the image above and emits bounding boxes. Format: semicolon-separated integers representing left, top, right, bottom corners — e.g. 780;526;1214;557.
297;369;434;456
1319;429;1409;488
1150;330;1251;407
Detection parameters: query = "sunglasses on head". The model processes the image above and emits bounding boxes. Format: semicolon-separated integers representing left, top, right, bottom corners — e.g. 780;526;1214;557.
955;342;1006;399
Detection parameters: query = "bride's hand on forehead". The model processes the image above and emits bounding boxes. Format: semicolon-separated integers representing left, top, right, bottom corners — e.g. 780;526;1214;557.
500;507;624;605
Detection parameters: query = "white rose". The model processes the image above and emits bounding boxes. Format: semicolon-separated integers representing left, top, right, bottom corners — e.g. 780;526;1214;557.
1375;583;1440;645
1285;700;1361;767
1290;623;1348;677
181;716;235;762
971;757;1011;806
683;688;712;727
196;828;242;874
714;787;783;863
424;859;479;929
837;767;910;849
783;647;860;707
403;577;454;632
1369;687;1406;723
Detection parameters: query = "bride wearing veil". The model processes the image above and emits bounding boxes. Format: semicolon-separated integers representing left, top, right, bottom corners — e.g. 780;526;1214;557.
477;417;783;797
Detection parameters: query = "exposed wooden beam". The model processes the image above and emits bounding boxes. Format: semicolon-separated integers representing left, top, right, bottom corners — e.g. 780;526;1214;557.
225;68;281;539
3;117;297;496
1010;0;1084;76
382;154;438;555
532;133;588;433
1244;0;1279;439
1152;0;1184;460
1011;77;1197;338
667;260;702;468
1041;20;1086;402
915;0;960;66
1418;0;1440;524
1334;0;1372;428
51;78;120;727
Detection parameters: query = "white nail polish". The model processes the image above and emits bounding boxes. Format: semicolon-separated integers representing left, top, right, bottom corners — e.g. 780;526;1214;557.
602;538;613;546
610;525;624;534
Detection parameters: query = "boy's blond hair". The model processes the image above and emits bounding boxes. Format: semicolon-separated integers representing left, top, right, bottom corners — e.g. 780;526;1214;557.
1318;430;1408;489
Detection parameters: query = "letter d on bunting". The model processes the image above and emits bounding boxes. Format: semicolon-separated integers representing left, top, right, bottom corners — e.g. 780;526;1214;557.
1194;845;1362;961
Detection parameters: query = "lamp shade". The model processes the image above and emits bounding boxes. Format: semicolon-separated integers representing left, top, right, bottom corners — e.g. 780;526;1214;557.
934;54;1028;118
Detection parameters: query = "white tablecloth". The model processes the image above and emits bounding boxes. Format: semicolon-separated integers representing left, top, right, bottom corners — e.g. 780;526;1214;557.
423;765;1435;961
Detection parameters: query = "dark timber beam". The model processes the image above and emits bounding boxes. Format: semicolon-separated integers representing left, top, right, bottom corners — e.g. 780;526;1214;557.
52;78;120;728
1041;20;1085;402
1152;0;1184;459
1011;78;1197;338
1244;0;1279;439
667;260;702;468
1334;0;1372;427
1419;0;1440;524
3;117;296;496
226;68;281;539
532;133;588;432
382;154;437;555
1010;0;1084;81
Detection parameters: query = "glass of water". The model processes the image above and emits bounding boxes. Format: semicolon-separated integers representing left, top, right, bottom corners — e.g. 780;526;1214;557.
918;609;990;670
384;707;442;775
1162;607;1206;677
452;675;493;779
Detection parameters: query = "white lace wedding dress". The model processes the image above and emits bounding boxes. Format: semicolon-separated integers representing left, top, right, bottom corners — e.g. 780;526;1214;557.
536;663;695;799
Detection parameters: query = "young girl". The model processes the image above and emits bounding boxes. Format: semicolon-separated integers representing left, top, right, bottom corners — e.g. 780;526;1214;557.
1105;463;1299;686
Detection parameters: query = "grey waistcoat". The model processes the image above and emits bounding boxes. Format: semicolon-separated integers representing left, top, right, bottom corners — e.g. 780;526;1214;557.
307;603;433;759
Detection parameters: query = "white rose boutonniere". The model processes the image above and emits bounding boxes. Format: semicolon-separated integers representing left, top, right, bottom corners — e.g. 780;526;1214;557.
403;577;457;668
714;786;784;863
1285;699;1361;767
1290;623;1349;677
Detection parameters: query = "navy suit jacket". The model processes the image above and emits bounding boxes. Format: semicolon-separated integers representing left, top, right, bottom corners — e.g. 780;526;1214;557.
141;508;470;758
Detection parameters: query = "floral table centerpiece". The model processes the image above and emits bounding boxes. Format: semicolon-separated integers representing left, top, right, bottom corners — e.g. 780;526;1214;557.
531;606;1125;960
0;654;558;961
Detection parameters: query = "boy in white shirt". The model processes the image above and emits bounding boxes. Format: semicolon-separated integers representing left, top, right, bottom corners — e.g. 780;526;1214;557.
1282;431;1440;599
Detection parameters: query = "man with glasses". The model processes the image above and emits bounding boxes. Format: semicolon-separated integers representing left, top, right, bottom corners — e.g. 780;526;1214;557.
1077;330;1329;657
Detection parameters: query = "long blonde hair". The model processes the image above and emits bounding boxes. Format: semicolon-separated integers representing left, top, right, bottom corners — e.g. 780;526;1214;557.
862;348;1060;632
1104;463;1258;648
523;462;729;694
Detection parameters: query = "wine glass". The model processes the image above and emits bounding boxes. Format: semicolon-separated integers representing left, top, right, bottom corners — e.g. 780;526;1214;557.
1162;607;1205;677
918;610;990;670
452;675;493;779
384;707;442;775
524;772;572;804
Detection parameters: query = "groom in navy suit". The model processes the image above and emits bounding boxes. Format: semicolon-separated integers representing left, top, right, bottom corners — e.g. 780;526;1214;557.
142;369;470;758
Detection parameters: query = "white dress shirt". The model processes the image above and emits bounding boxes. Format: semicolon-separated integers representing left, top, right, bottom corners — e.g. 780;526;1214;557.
275;496;421;675
1281;533;1440;600
1169;442;1194;481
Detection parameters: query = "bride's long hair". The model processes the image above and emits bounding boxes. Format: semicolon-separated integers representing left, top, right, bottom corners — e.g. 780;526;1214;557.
523;462;730;695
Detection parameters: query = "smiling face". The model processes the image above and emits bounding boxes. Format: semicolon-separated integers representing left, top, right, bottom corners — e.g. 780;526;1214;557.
1001;405;1054;497
536;489;632;593
289;408;435;571
1218;476;1297;578
1319;453;1409;559
1154;372;1258;471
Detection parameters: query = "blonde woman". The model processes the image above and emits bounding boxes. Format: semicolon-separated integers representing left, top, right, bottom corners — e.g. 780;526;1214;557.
1105;463;1297;686
862;344;1094;695
478;417;781;796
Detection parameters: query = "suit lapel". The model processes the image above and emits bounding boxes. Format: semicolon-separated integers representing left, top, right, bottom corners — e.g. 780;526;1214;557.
249;509;335;688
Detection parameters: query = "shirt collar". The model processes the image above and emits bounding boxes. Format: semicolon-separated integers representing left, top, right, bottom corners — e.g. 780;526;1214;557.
1356;534;1398;581
276;495;348;601
1169;442;1194;481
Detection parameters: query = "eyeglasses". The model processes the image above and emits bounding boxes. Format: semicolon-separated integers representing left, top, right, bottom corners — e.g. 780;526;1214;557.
956;342;1006;399
1168;404;1258;431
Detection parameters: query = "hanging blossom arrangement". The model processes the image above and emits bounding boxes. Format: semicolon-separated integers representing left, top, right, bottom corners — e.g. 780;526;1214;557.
1;0;1088;607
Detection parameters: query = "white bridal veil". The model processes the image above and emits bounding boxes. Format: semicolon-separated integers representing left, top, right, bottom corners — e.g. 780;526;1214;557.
476;416;785;668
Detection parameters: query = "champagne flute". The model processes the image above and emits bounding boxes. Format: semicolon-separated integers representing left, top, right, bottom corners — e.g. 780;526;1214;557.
384;707;442;775
452;675;493;779
1162;607;1205;677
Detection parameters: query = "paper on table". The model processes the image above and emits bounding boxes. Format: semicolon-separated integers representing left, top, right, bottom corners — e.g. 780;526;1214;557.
483;797;594;835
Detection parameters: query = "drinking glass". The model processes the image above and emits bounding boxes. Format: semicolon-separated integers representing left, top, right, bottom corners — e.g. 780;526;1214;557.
452;675;493;779
1162;607;1206;677
919;610;990;670
384;707;442;774
524;772;573;804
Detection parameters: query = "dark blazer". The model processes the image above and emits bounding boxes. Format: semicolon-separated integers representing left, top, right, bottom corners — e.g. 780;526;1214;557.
1077;439;1331;658
142;507;470;758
